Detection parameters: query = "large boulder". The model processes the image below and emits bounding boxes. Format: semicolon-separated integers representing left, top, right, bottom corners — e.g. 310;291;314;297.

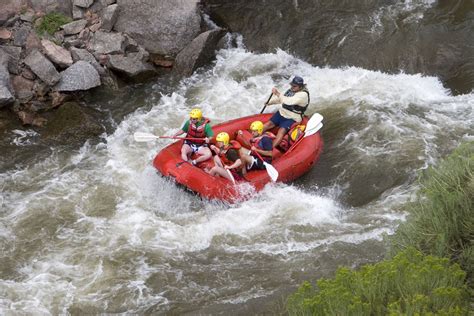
0;0;22;26
107;50;155;80
89;30;126;54
101;4;119;32
61;19;87;35
70;47;105;75
24;49;61;86
0;45;22;74
114;0;202;56
55;61;101;91
41;39;73;68
0;64;14;106
25;0;72;16
0;52;13;106
174;28;226;77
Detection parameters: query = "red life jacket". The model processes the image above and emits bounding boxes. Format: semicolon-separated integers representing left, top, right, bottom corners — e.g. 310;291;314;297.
186;118;210;144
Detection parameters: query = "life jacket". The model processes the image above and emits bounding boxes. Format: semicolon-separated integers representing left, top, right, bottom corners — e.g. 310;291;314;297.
278;123;306;152
281;88;310;118
186;118;210;144
250;132;274;162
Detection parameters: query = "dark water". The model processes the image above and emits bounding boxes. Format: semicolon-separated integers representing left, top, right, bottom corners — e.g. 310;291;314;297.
0;2;473;314
205;0;474;95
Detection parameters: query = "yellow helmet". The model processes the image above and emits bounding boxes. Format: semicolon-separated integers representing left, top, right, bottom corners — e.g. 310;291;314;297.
216;132;230;146
189;108;202;120
250;121;264;134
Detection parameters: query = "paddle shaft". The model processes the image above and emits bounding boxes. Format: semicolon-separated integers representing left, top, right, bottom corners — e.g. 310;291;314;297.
260;93;273;114
161;136;206;141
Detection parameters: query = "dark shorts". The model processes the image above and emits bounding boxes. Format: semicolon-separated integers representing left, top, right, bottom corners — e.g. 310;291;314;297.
270;111;295;131
247;156;266;171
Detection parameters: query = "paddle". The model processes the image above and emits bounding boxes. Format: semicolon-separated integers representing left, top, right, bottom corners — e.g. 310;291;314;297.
133;132;205;142
260;93;273;114
226;169;236;185
302;113;323;137
252;150;279;182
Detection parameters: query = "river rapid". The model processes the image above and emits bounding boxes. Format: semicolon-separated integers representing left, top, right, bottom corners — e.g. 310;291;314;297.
1;10;474;316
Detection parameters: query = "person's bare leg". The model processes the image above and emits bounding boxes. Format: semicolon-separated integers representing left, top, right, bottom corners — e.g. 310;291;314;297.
181;144;192;161
194;147;212;164
208;165;233;181
273;127;286;147
213;155;224;168
262;121;275;133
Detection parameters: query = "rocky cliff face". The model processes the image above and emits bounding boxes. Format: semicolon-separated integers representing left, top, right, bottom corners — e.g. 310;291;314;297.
203;0;474;95
0;0;227;128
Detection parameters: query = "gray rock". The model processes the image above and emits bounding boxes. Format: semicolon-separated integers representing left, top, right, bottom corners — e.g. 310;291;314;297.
13;25;31;47
108;50;155;79
70;47;105;75
55;60;101;91
61;19;87;35
174;29;227;77
89;30;125;54
41;39;73;68
72;5;85;20
101;4;118;32
73;0;94;9
0;45;22;74
26;0;72;16
0;63;14;106
20;11;35;23
12;75;34;102
114;0;201;56
0;0;22;26
24;49;61;86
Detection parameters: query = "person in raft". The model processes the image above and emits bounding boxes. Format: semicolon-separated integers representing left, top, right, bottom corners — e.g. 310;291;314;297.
174;108;213;166
237;120;273;173
262;75;310;148
208;132;244;182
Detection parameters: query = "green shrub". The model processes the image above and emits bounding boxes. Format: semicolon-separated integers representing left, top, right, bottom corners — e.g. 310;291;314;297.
35;12;71;36
391;141;474;277
286;248;468;315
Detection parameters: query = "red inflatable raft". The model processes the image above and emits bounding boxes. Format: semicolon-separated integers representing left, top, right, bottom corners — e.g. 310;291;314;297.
153;113;323;203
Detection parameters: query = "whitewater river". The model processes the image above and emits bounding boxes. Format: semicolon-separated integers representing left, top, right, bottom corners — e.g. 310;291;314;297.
1;41;473;313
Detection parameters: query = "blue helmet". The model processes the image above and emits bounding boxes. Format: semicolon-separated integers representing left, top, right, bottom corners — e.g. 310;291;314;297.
291;76;304;86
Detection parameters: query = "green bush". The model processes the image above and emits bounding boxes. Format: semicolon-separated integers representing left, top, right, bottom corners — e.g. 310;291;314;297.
391;141;474;277
286;248;468;316
35;12;71;36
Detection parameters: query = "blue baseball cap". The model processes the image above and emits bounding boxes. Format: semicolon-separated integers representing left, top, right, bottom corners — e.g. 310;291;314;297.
291;76;304;86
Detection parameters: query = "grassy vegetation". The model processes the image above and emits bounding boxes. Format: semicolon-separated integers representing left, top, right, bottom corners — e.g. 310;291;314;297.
390;141;473;277
35;12;71;36
286;141;473;315
287;248;468;315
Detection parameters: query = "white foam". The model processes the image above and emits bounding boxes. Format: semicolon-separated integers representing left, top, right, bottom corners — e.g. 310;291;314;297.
1;43;473;313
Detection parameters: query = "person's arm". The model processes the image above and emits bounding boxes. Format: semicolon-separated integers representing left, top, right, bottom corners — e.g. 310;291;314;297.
267;90;281;105
204;123;213;143
251;137;273;157
225;158;242;170
276;90;308;107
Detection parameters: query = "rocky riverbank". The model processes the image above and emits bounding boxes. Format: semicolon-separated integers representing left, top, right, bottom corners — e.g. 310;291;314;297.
0;0;227;131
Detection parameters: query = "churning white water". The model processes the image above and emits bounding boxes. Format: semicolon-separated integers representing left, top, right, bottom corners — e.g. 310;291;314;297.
1;44;472;313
